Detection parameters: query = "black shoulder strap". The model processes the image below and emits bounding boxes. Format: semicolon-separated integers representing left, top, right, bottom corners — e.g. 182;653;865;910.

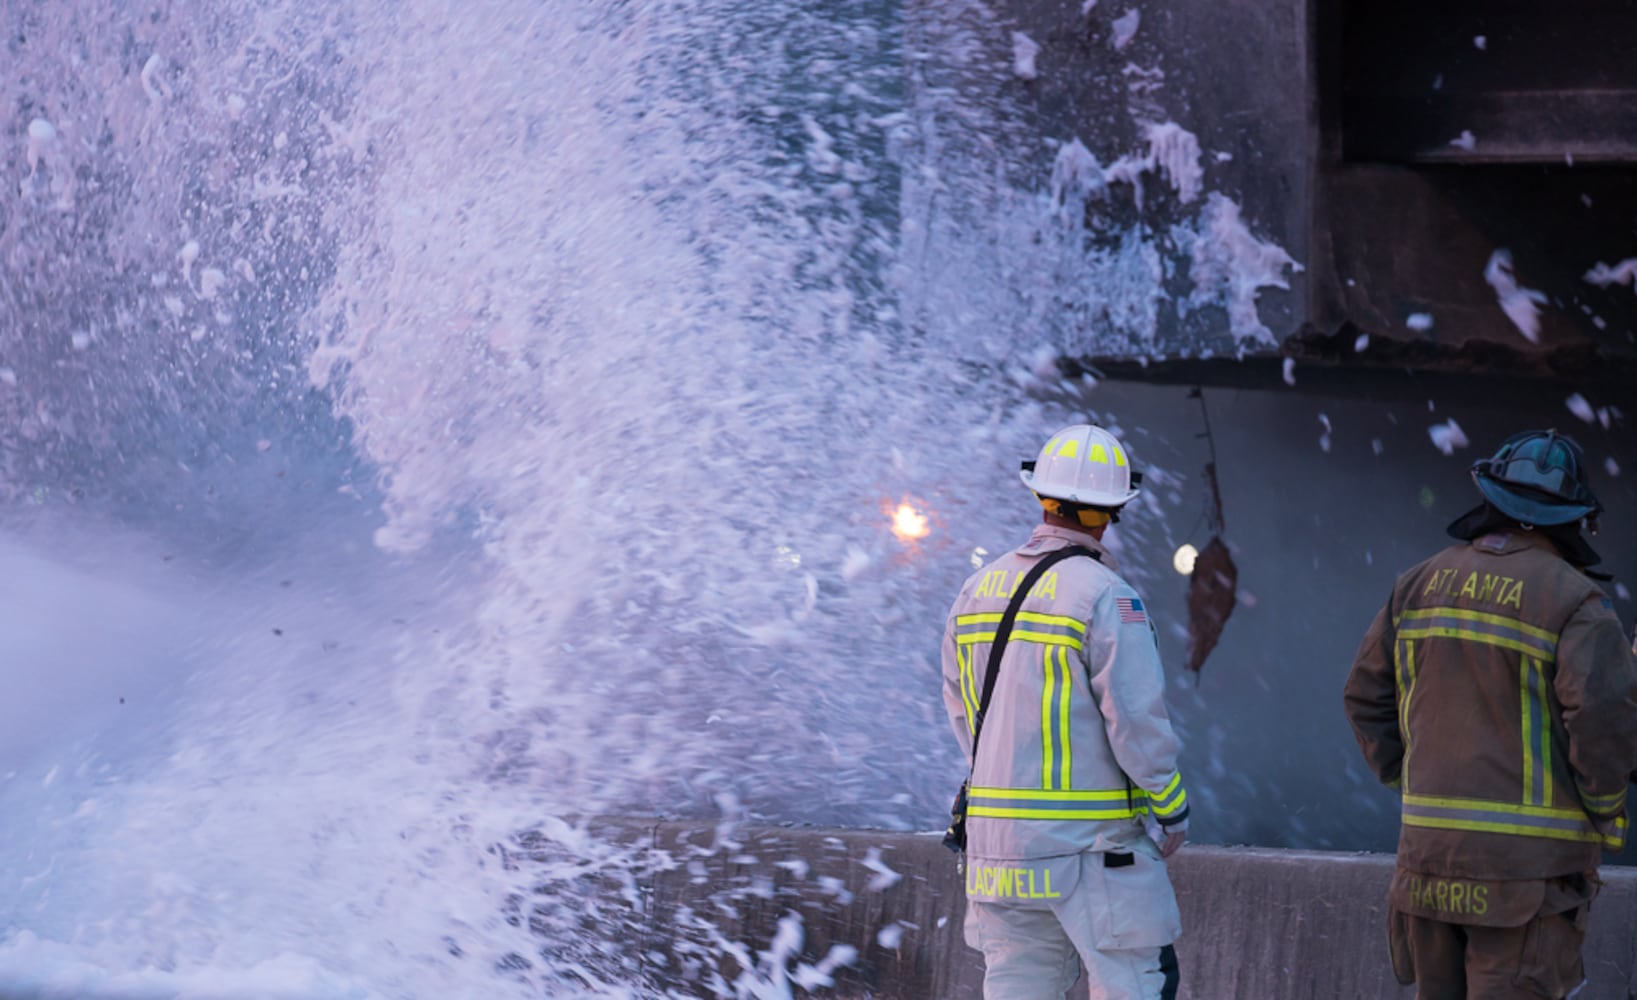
969;545;1098;764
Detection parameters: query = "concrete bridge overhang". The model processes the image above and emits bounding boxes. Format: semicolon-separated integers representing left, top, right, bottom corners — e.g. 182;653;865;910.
957;0;1637;387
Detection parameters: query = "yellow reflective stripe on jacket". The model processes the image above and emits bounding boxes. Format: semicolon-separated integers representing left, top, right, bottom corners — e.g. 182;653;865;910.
1395;639;1418;790
1521;657;1553;806
954;611;1087;650
1395;606;1587;815
1402;605;1557;643
954;611;1087;770
958;642;978;736
1402;794;1626;849
969;785;1145;821
1580;786;1627;814
1148;770;1187;820
1397;607;1558;662
1040;645;1074;790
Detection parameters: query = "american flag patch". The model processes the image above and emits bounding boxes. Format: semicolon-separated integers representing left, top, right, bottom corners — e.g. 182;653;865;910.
1116;597;1147;624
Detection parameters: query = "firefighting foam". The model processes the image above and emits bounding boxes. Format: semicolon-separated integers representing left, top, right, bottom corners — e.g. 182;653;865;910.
0;0;1332;994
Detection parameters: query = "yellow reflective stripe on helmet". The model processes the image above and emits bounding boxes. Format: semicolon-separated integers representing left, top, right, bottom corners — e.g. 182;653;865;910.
1402;794;1616;845
1088;443;1109;465
1055;436;1079;458
1113;445;1127;467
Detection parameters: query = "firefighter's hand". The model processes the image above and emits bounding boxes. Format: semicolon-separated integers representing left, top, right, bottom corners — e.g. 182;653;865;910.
1159;828;1186;858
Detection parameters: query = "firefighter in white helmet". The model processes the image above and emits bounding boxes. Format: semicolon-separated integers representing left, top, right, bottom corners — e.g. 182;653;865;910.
942;423;1189;1000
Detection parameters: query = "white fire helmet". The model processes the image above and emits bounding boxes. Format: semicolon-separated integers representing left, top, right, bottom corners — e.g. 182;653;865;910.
1020;424;1142;509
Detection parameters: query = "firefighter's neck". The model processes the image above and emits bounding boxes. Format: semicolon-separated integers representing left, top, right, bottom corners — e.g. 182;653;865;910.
1043;510;1108;541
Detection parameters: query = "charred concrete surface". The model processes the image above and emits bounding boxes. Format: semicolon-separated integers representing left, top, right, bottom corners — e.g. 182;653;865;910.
970;0;1637;382
521;819;1637;998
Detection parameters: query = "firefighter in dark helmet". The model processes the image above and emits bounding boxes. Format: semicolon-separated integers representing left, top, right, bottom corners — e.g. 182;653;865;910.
1345;429;1637;999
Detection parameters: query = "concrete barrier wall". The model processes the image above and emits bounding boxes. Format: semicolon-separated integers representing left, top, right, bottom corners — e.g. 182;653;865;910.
556;819;1637;998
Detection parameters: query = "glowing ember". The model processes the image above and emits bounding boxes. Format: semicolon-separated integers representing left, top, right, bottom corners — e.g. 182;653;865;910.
891;502;930;542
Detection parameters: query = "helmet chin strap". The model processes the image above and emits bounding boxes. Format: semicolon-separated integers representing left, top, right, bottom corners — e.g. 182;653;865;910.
1076;508;1114;529
1039;497;1114;528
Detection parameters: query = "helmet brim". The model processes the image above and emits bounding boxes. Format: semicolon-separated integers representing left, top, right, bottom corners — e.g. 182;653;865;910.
1021;469;1139;509
1474;475;1595;526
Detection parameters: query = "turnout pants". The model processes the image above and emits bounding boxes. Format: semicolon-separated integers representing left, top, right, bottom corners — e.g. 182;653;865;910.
965;848;1181;1000
1387;872;1596;999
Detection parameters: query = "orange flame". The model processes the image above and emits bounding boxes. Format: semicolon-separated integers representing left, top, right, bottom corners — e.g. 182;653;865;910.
890;501;931;542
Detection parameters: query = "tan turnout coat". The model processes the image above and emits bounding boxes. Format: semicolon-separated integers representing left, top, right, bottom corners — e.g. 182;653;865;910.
1345;530;1637;883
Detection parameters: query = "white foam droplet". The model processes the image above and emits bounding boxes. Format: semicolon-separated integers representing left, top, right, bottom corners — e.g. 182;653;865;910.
199;268;227;300
1484;249;1547;342
1010;32;1040;80
1428;419;1468;456
1111;9;1141;50
140;53;167;102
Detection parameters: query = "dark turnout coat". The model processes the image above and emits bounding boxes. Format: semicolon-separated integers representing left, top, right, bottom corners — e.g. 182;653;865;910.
1345;529;1637;882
